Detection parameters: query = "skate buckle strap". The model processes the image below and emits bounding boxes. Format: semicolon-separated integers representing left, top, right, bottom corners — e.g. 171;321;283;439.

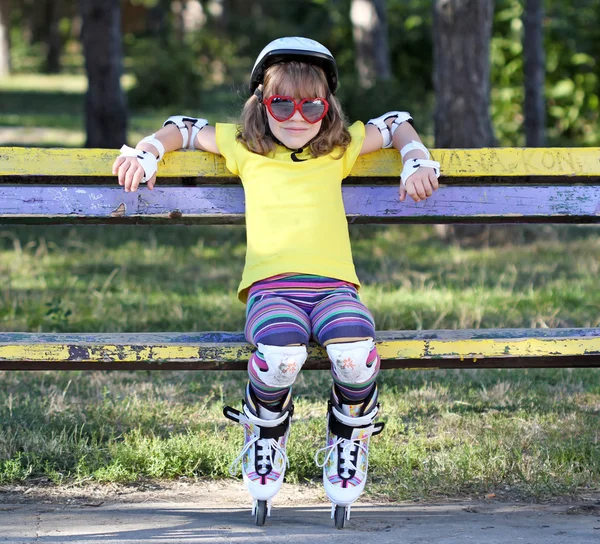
223;404;291;476
223;405;291;439
329;412;385;441
314;405;384;477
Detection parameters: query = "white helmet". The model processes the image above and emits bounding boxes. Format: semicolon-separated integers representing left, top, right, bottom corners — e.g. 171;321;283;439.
250;36;338;94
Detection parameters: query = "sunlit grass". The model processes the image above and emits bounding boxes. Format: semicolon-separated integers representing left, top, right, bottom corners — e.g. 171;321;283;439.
0;73;238;146
0;225;599;499
0;73;135;93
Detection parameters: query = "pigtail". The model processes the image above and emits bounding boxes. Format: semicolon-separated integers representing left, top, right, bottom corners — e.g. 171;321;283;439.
308;91;351;159
236;88;277;155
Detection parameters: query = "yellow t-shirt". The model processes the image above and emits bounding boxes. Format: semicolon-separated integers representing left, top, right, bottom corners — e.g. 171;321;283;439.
215;121;366;303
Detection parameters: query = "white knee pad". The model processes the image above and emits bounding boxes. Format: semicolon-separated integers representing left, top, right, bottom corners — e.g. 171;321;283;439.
327;339;377;384
254;344;308;388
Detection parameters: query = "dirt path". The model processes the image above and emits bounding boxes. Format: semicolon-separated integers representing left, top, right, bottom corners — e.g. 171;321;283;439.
1;481;599;543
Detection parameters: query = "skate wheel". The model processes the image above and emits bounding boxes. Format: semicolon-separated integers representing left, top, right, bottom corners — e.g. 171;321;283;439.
255;500;268;526
334;505;346;529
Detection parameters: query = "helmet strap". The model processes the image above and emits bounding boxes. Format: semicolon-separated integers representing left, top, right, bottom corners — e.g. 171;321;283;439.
253;88;263;102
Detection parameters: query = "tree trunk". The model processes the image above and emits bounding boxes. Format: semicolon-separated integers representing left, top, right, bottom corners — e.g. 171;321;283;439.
0;0;11;76
433;0;496;244
146;0;169;41
522;0;546;146
44;0;63;74
350;0;392;88
80;0;127;148
433;0;496;148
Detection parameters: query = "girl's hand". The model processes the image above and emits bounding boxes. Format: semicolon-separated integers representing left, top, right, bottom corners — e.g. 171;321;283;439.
399;167;439;202
112;151;158;192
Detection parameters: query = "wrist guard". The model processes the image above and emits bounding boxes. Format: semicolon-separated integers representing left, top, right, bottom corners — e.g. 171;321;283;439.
139;134;165;161
401;158;441;188
118;145;158;184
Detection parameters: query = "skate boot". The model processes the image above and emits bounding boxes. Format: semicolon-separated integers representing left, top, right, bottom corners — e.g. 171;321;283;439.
223;385;293;526
314;385;384;529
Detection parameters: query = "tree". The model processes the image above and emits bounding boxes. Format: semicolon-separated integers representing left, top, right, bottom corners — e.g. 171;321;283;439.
0;0;11;76
80;0;127;148
44;0;64;74
350;0;392;88
433;0;496;148
522;0;546;146
433;0;496;243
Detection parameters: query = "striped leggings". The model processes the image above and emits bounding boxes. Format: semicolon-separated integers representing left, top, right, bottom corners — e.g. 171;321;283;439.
244;274;380;407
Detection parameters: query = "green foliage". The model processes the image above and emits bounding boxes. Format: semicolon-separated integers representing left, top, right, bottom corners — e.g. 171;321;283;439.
491;0;600;146
544;0;599;146
4;1;600;143
128;38;204;109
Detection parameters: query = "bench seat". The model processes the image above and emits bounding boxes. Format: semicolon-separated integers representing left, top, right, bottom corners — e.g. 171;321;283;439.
1;328;598;371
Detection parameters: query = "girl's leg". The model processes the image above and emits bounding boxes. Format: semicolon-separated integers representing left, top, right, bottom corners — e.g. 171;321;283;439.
245;293;311;408
310;290;384;513
222;290;311;511
310;291;380;402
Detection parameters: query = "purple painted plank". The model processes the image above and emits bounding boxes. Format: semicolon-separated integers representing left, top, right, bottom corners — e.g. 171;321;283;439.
2;327;598;344
1;185;599;224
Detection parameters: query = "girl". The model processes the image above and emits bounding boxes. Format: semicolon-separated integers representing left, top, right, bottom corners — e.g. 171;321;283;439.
113;37;440;526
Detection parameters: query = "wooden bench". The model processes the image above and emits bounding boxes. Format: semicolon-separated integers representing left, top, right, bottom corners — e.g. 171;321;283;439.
1;146;599;371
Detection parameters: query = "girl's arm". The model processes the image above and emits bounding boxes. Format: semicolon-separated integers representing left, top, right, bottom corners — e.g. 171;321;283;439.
112;119;219;193
360;114;440;203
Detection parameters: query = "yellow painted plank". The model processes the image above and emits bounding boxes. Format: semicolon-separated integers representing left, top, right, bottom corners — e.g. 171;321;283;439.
1;337;598;363
0;344;72;361
376;337;600;360
1;147;599;178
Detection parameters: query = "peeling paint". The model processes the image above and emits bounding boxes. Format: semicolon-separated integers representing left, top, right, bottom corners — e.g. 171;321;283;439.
110;203;126;217
1;335;598;366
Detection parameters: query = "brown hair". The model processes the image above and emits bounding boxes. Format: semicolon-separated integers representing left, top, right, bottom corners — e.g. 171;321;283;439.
236;61;351;158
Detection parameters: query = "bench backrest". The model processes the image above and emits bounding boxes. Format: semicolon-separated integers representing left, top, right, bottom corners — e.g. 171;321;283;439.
1;147;599;225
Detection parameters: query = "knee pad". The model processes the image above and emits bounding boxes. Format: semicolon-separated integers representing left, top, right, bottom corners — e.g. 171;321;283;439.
327;339;377;384
253;344;308;388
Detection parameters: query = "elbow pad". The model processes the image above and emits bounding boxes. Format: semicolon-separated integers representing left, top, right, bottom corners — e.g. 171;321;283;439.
367;111;413;148
163;116;209;150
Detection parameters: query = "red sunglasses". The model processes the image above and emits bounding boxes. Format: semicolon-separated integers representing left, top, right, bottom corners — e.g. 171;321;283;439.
263;95;329;123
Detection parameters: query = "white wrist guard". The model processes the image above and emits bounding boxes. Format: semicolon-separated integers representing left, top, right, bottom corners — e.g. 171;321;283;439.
367;111;413;148
163;116;209;150
401;158;441;188
400;140;430;160
139;134;165;161
118;145;158;184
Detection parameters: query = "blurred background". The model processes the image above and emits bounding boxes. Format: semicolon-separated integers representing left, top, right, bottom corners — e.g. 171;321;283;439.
0;0;598;149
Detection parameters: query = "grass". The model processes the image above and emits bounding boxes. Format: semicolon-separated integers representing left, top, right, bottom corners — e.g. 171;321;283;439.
1;73;599;501
0;224;599;501
0;73;244;147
